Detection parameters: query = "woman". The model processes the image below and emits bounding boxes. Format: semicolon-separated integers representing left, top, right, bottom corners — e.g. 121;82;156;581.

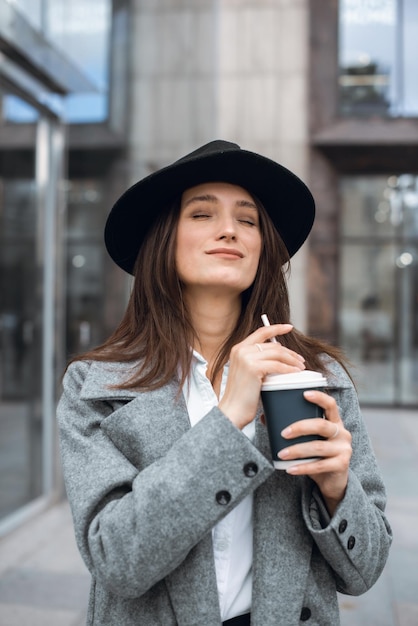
57;140;392;626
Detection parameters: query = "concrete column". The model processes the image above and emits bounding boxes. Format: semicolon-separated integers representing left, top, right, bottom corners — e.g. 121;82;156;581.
216;0;311;331
128;0;219;175
128;0;310;330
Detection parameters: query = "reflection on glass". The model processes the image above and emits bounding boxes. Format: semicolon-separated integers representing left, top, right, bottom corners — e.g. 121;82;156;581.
339;0;418;117
9;0;43;30
340;243;396;403
341;175;418;237
45;0;111;122
339;175;418;405
65;180;107;359
403;0;418;115
3;0;111;123
0;171;43;519
3;96;39;123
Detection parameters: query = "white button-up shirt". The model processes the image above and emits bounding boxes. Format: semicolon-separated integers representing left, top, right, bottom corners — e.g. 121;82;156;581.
182;350;255;621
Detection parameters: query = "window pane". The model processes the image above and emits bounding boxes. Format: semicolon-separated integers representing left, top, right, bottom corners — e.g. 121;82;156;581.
66;180;106;238
341;175;418;238
44;0;111;123
5;0;111;123
397;244;418;403
65;180;106;359
0;175;43;519
339;243;396;403
340;174;418;405
10;0;42;29
403;0;418;115
3;96;40;123
341;177;395;237
339;0;418;117
1;86;66;522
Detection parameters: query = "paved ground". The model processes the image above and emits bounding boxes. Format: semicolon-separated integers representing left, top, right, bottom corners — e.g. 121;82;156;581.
0;501;89;626
0;407;417;626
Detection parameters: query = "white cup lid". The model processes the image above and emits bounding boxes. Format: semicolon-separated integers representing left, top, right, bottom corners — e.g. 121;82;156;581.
261;370;328;390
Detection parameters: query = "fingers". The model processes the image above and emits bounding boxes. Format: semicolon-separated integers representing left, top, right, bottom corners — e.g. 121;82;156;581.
303;390;339;423
242;323;294;346
280;416;350;446
283;391;346;440
329;424;340;439
237;323;305;373
274;391;352;508
278;392;352;467
222;329;304;427
230;339;305;376
278;425;352;475
253;342;306;372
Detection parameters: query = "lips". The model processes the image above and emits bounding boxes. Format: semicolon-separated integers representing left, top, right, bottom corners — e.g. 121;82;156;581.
206;247;244;258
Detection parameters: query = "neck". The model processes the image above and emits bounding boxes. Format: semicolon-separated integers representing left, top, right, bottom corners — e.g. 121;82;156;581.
184;289;242;364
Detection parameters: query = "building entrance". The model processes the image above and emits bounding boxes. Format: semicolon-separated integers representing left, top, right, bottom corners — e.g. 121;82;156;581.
339;175;418;405
0;84;65;532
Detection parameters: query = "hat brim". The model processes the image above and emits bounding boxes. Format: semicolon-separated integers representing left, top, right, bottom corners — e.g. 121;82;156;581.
105;148;315;274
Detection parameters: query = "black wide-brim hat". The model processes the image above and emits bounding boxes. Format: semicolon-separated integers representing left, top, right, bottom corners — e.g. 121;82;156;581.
105;140;315;274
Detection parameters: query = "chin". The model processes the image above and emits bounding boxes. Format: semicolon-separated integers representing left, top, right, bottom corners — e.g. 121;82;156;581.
206;277;254;293
181;269;256;294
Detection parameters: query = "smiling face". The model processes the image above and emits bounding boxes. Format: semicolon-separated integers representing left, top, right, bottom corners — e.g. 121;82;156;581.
175;182;262;299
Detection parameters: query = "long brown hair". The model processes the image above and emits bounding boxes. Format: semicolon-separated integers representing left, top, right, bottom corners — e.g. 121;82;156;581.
77;195;347;389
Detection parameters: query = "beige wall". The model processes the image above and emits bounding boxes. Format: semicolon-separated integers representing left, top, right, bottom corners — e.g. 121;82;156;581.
128;0;311;330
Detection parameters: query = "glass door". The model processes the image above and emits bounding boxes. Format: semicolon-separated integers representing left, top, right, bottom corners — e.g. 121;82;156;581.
0;163;42;519
0;86;65;528
339;175;418;405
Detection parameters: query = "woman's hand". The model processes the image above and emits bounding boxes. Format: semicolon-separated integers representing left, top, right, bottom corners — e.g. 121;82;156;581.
277;390;352;515
218;324;305;430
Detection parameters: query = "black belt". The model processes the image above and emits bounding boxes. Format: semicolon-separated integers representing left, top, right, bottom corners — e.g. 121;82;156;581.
222;613;251;626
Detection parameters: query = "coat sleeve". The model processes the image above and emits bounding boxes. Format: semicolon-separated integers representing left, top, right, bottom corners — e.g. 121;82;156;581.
301;360;393;595
57;360;273;599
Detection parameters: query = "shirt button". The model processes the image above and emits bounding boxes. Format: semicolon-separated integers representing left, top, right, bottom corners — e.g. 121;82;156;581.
216;539;229;551
216;490;231;505
243;462;258;477
300;607;311;621
339;519;348;533
347;536;356;550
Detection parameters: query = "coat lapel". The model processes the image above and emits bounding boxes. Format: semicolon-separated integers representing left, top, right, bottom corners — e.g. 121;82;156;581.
80;361;222;624
79;360;142;401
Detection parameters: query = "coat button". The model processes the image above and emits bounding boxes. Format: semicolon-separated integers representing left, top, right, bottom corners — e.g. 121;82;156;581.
339;519;348;533
300;607;311;621
243;462;258;477
216;490;231;505
347;536;356;550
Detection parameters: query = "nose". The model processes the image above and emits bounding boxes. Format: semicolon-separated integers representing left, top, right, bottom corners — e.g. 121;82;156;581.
216;215;237;241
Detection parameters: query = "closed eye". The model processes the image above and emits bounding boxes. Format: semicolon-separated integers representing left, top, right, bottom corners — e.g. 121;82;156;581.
238;218;257;227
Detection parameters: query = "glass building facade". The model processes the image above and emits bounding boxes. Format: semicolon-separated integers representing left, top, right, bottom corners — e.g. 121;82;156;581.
339;0;418;117
310;0;418;407
0;0;417;533
4;0;111;123
0;96;66;529
334;1;418;404
339;175;418;404
0;0;118;534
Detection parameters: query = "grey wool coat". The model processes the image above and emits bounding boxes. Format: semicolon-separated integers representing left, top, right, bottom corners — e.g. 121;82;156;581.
57;357;392;626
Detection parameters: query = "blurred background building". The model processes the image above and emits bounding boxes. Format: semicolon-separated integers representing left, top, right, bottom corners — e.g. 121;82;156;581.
0;0;417;534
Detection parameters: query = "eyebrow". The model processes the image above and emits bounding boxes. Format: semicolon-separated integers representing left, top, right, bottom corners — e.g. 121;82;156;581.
183;194;258;210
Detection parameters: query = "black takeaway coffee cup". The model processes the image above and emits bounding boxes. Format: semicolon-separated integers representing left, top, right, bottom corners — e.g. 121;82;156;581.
261;370;328;470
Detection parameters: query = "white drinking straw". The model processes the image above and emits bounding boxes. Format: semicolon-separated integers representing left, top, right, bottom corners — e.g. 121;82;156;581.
261;314;278;343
